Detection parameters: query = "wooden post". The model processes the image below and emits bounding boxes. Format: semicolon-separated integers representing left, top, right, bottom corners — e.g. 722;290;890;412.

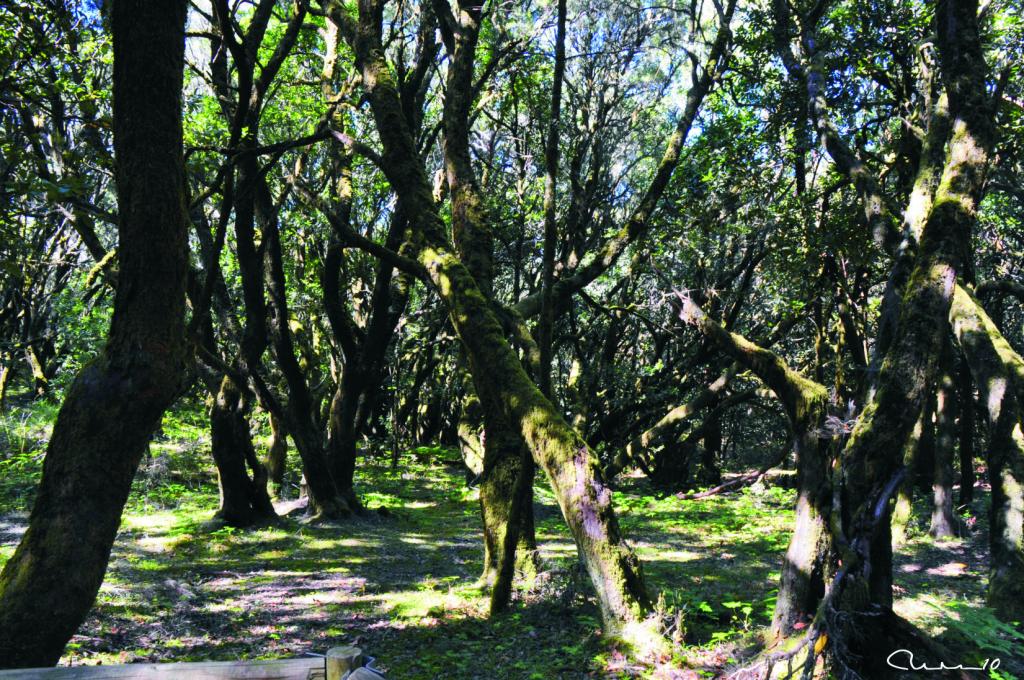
325;647;362;680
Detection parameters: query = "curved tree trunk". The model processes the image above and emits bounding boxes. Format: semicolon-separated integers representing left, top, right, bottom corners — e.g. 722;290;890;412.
678;300;833;639
343;5;654;637
210;375;276;527
949;284;1024;621
0;1;189;666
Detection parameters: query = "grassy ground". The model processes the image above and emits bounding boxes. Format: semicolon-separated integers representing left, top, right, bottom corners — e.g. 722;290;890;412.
1;401;1022;678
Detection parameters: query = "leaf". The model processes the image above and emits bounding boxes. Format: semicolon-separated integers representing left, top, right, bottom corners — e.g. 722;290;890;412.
814;633;828;655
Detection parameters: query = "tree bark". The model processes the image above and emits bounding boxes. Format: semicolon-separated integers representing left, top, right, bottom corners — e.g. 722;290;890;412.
930;337;959;538
209;375;276;527
0;0;189;666
266;411;287;496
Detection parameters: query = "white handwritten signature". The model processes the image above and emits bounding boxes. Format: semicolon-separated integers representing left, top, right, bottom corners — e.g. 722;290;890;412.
886;649;1002;672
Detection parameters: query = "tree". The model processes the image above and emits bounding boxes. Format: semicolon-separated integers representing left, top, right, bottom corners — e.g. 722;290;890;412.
0;0;190;666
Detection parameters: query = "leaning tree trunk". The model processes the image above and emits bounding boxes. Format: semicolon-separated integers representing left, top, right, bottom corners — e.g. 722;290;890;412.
949;284;1024;622
344;8;654;640
0;1;189;666
678;300;833;640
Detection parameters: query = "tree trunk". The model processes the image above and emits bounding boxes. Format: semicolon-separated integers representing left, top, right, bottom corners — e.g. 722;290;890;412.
0;354;11;411
892;404;929;547
949;284;1024;621
457;392;485;480
479;414;537;588
0;1;189;666
677;300;833;640
956;360;976;505
327;370;366;513
771;428;834;639
345;9;654;637
915;390;936;492
930;338;959;539
210;375;276;527
698;407;723;486
25;346;48;397
266;411;287;496
490;446;537;614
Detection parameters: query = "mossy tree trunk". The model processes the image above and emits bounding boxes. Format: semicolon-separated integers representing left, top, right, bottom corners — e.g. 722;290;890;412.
339;2;654;636
949;284;1024;621
819;0;996;667
0;0;189;666
266;411;288;496
457;392;485;480
677;301;832;639
430;0;538;606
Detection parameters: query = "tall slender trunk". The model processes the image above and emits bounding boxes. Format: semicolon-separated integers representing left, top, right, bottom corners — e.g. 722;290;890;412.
930;337;958;538
0;1;189;665
891;403;929;546
956;360;976;505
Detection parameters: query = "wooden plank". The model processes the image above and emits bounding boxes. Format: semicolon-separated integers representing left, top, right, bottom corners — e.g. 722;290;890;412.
0;658;325;680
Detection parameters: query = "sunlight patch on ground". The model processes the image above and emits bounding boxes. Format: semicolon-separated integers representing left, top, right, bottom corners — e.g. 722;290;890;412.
121;511;179;532
403;500;438;509
639;547;701;563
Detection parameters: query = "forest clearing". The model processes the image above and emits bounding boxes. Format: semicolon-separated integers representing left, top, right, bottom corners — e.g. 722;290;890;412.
2;0;1024;676
1;404;1017;678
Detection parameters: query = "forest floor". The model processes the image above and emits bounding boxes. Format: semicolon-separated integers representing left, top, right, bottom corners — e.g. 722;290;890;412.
1;403;1022;678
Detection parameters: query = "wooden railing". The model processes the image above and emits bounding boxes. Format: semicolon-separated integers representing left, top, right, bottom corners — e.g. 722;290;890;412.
0;647;382;680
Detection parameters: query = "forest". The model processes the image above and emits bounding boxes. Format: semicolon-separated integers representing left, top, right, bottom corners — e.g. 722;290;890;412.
0;0;1023;677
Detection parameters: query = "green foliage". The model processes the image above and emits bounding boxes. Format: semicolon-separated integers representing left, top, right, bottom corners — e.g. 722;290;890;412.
926;597;1024;671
